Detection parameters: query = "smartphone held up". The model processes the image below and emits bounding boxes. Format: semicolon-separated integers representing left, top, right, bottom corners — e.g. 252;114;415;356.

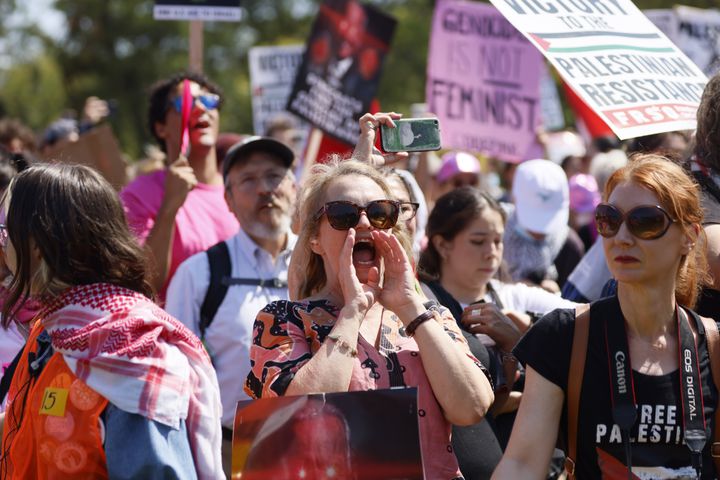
380;118;442;153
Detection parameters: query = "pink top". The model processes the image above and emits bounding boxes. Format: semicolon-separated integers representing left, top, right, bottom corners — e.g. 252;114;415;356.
246;299;482;479
120;170;239;299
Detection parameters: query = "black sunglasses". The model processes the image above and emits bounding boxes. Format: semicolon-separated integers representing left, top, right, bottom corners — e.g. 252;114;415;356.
315;200;400;230
595;203;675;240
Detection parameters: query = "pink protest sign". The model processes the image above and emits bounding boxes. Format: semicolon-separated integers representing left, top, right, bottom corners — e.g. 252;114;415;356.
427;0;543;162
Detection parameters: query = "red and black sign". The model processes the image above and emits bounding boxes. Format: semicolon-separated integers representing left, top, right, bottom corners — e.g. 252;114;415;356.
287;0;396;144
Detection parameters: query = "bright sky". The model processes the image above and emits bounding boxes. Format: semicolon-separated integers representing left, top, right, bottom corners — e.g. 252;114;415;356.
14;0;66;39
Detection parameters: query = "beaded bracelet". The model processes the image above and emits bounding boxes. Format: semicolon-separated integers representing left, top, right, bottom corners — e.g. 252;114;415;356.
327;333;358;358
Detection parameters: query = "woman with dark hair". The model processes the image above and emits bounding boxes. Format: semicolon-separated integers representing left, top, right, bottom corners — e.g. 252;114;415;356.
246;157;494;480
0;164;223;479
495;155;716;478
689;73;720;321
418;187;576;479
0;147;37;413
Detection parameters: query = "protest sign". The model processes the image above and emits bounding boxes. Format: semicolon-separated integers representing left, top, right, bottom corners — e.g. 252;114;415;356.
287;0;397;145
673;6;720;77
644;9;678;44
42;124;128;189
427;0;543;162
232;388;423;479
248;45;308;136
154;0;241;22
489;0;708;139
540;62;565;131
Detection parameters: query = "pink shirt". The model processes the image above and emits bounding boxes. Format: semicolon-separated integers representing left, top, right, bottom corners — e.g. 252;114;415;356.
120;170;239;299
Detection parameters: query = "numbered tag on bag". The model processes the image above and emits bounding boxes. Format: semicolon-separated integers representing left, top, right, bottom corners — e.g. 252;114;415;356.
39;387;69;417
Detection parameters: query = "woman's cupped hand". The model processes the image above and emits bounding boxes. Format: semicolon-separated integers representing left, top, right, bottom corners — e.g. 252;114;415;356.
338;228;380;314
372;230;424;317
337;229;423;318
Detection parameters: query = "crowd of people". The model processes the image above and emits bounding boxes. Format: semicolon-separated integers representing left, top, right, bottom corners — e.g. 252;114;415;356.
0;67;719;479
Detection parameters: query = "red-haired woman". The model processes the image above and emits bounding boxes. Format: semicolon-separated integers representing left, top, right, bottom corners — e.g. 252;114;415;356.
494;154;716;479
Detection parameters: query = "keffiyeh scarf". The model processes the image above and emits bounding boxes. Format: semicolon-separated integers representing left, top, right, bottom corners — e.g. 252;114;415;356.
40;283;223;479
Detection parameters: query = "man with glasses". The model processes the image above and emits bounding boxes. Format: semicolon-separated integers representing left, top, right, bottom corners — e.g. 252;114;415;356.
165;136;297;477
120;72;239;299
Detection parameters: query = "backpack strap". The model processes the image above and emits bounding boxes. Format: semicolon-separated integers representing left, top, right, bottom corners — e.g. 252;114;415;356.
0;347;24;405
698;313;720;473
565;303;591;479
199;241;231;340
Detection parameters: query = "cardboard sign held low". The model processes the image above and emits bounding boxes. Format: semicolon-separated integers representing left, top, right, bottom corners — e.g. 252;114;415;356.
42;124;128;190
232;388;423;480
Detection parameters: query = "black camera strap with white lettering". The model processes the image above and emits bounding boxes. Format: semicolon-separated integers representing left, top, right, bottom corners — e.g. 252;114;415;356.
605;312;638;480
605;304;706;480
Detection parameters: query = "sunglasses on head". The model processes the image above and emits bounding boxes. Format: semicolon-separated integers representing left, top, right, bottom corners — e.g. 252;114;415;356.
168;93;221;114
595;203;675;240
316;200;400;230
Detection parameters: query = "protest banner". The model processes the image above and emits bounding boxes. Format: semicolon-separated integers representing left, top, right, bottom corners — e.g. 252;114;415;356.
42;124;128;189
232;388;423;479
540;62;565;131
427;0;543;162
154;0;241;22
489;0;708;140
248;45;308;136
644;9;678;44
673;5;720;77
287;0;397;145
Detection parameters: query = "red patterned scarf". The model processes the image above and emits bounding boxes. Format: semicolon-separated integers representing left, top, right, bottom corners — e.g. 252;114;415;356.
40;283;223;479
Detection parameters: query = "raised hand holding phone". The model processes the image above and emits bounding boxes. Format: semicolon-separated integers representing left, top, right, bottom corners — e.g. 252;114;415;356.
352;112;408;166
381;118;441;153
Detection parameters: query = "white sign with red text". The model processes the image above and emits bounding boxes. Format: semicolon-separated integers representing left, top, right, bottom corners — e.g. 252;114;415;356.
489;0;708;139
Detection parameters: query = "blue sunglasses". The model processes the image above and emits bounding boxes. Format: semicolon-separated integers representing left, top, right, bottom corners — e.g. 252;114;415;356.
168;93;221;113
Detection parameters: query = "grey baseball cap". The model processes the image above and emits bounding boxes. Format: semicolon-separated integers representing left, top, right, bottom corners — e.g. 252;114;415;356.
222;136;294;179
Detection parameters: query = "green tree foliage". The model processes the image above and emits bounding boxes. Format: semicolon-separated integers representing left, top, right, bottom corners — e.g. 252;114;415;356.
0;54;67;130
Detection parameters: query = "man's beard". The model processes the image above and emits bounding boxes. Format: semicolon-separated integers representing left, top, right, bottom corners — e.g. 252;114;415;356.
243;212;292;241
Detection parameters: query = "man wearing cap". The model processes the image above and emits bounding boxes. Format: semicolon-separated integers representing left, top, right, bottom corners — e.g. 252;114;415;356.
503;159;584;292
120;72;239;299
165;136;297;477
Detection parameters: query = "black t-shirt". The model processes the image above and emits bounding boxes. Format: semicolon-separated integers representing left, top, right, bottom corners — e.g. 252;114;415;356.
514;298;718;479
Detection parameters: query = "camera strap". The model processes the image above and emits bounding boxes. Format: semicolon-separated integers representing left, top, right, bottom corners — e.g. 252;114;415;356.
605;305;705;480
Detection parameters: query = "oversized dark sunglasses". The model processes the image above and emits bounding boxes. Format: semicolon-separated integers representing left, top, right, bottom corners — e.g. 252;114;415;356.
315;200;400;230
168;93;221;113
595;203;675;240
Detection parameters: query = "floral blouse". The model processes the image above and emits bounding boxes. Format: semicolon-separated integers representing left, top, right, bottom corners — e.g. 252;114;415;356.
245;299;486;480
